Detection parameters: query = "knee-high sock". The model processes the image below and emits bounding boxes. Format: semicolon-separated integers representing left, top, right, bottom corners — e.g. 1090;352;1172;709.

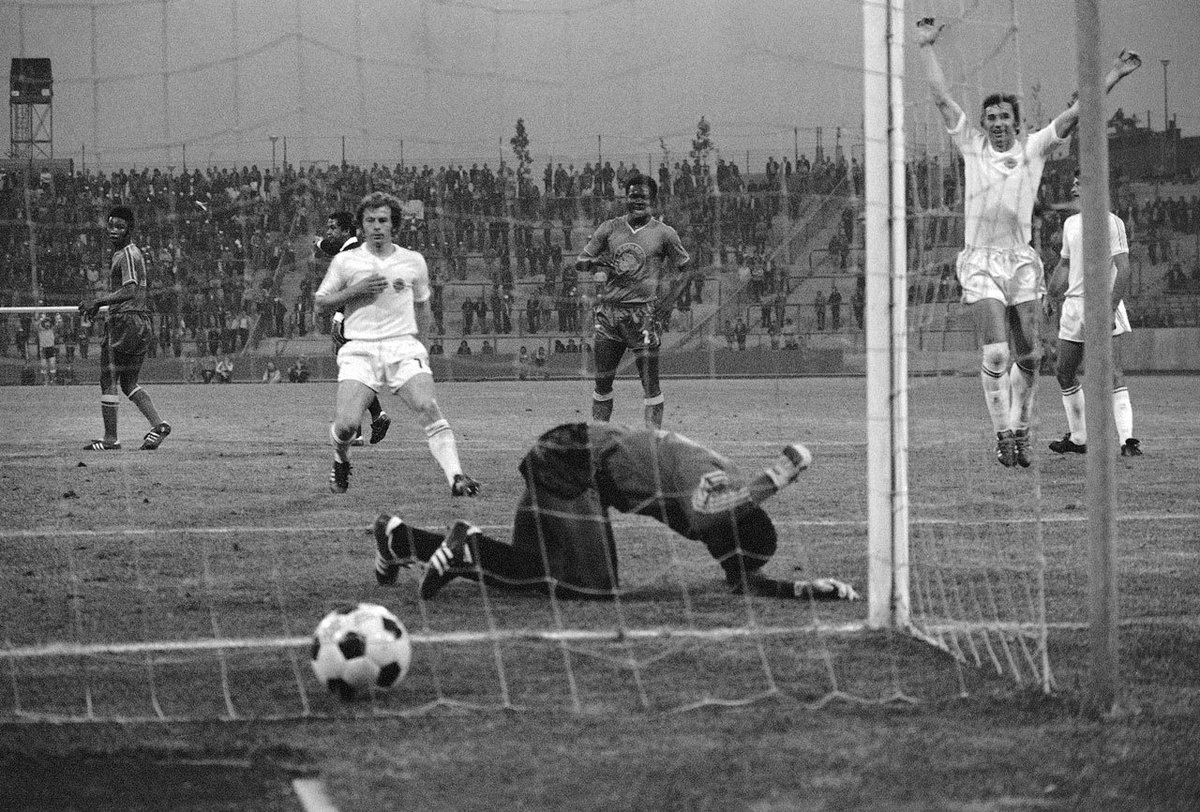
329;423;353;463
980;343;1011;433
592;391;614;422
1061;385;1086;444
127;386;162;428
1112;387;1133;444
101;394;120;441
1007;362;1037;432
425;419;463;485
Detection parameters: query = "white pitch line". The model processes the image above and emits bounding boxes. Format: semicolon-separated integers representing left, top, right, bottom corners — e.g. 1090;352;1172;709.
2;512;1198;540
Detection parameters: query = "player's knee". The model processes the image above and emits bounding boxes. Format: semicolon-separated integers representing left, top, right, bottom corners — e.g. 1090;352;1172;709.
593;380;614;398
1014;347;1041;374
121;381;141;399
980;342;1010;374
330;420;358;442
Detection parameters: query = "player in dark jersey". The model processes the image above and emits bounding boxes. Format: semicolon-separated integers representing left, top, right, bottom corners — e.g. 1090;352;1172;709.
373;422;859;602
576;176;691;428
319;211;390;446
78;206;171;450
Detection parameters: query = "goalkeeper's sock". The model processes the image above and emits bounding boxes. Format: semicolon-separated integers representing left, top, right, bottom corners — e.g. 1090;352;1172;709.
592;392;614;422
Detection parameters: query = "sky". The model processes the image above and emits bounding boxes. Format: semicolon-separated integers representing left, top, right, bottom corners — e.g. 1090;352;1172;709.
1;0;1196;171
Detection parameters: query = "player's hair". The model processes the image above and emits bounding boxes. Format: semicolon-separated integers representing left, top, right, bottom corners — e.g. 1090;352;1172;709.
624;174;658;199
329;211;356;232
980;93;1021;131
108;206;135;227
355;192;404;228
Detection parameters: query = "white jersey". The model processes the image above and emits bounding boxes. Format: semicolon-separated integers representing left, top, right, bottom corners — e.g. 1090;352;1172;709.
950;113;1065;249
1059;211;1129;298
315;243;430;340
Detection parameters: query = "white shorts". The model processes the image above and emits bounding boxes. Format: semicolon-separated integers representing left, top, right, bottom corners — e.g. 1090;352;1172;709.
956;246;1045;306
1057;297;1130;343
337;334;431;393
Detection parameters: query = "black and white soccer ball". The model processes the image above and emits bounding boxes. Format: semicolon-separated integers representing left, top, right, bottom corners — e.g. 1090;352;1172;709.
310;603;413;700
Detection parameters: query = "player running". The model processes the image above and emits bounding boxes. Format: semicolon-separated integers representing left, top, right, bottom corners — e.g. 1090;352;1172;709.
318;210;391;447
314;192;479;496
372;422;859;602
576;176;691;428
1046;171;1141;457
916;17;1140;467
78;205;171;451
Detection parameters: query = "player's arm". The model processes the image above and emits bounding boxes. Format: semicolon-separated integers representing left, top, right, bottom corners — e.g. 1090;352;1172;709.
1047;258;1069;301
651;233;693;321
575;222;613;276
915;18;966;132
1111;251;1131;312
80;281;136;317
1052;50;1142;139
314;259;387;312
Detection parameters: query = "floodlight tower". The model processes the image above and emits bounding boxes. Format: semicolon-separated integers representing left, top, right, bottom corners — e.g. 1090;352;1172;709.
9;58;53;160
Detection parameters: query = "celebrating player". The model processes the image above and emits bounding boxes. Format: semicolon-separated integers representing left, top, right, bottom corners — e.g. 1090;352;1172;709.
916;17;1140;467
373;421;859;602
576;176;691;428
318;210;391;447
314;192;479;496
78;206;172;451
1046;171;1141;457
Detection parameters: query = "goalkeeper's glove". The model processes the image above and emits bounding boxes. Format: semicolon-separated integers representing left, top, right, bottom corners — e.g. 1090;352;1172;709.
798;578;861;601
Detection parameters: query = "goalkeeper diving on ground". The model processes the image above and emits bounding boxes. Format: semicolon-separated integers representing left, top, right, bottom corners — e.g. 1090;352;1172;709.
372;422;859;602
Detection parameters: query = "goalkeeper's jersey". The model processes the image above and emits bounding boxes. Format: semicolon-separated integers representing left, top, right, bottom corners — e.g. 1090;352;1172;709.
577;215;690;306
589;422;748;537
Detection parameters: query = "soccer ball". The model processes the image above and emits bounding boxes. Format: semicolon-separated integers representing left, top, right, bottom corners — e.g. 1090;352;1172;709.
310;603;413;700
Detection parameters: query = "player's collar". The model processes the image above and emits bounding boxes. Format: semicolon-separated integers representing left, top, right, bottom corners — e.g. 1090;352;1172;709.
623;214;656;233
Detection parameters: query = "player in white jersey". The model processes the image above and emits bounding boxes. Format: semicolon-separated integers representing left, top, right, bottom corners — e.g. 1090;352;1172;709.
314;192;479;496
1046;172;1140;457
916;17;1140;467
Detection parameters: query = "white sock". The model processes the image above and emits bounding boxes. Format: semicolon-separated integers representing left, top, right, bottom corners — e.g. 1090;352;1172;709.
329;423;351;463
1112;387;1133;444
1007;362;1036;432
1061;385;1086;444
980;346;1011;433
425;419;463;485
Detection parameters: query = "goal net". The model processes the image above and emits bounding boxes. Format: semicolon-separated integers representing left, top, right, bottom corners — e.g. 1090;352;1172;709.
0;0;1106;721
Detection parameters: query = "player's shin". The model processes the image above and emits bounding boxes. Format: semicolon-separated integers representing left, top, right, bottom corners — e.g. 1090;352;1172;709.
329;423;354;462
424;419;462;484
1007;360;1037;432
643;394;664;428
980;343;1011;432
592;391;614;422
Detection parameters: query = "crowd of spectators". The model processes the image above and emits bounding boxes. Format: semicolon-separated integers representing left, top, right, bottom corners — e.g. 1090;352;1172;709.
2;141;1197;370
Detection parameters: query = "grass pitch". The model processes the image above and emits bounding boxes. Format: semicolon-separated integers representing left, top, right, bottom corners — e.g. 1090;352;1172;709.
1;374;1198;810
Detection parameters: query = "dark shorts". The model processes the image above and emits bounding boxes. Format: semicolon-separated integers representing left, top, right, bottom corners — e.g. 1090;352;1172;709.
593;302;660;350
40;348;57;360
104;312;153;358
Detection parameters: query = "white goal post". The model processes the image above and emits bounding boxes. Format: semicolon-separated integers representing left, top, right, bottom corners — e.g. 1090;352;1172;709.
863;0;911;632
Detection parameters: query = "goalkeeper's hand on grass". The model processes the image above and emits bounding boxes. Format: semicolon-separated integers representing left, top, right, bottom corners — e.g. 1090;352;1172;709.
798;578;861;601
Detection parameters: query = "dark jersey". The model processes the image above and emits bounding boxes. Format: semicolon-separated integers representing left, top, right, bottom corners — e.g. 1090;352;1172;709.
108;243;149;315
578;216;689;306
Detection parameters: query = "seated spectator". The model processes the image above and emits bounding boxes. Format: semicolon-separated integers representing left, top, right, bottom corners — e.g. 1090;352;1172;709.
481;339;495;355
200;355;217;384
262;360;282;384
288;356;311;383
456;340;472;356
429;341;444;355
554;339;566;353
215;355;235;383
566;338;579;353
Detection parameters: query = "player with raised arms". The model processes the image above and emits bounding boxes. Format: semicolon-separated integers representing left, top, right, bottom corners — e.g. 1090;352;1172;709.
373;422;859;603
78;205;172;451
314;192;479;496
576;175;691;428
916;17;1140;467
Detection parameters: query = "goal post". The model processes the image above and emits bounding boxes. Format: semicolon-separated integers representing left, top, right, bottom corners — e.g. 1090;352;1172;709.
863;0;911;631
